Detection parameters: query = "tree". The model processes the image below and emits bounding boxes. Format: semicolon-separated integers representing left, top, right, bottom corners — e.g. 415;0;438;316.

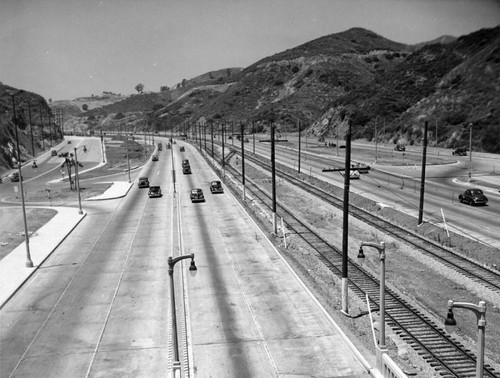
82;104;88;111
135;83;144;94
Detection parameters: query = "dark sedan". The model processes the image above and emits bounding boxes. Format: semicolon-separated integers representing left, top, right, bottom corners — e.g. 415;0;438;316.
458;189;488;206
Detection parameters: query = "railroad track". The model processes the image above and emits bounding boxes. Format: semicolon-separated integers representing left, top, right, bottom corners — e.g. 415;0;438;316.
198;143;500;377
222;144;500;294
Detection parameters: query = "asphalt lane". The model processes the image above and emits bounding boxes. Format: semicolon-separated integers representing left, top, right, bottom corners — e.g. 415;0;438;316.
0;149;174;376
176;142;370;377
238;139;500;248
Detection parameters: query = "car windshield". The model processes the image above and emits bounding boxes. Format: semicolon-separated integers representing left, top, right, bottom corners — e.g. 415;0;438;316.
150;187;160;192
471;189;483;195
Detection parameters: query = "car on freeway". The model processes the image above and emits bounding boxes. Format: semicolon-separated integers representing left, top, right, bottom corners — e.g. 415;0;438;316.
180;146;185;152
452;147;467;156
148;186;162;198
210;180;224;194
152;155;159;161
190;188;205;203
138;176;150;188
182;159;190;168
458;188;488;206
183;166;192;174
51;150;58;156
394;144;406;151
67;140;72;144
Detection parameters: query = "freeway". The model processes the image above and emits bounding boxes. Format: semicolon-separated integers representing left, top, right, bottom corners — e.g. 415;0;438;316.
0;139;371;377
234;136;500;249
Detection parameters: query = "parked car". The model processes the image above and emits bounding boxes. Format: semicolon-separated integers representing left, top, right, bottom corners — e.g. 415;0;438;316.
339;170;360;180
152;155;159;161
394;144;406;151
190;188;205;203
67;140;72;144
458;189;488;206
51;150;58;156
180;146;185;152
210;180;224;194
452;147;467;156
148;186;162;198
138;176;150;188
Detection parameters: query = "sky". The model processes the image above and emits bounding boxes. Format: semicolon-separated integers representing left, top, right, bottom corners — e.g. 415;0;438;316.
1;0;499;101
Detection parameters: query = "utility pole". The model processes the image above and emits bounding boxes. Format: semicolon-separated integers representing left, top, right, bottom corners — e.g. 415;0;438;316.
375;120;378;163
418;120;428;225
211;122;214;159
222;123;225;177
241;122;246;200
468;123;472;181
28;102;35;156
341;120;352;315
252;121;255;155
436;119;439;156
271;122;277;234
298;120;301;173
39;104;45;150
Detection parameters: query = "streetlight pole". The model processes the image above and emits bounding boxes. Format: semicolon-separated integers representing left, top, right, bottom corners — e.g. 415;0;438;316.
168;253;197;374
11;94;34;268
73;147;83;214
357;242;386;349
445;300;487;378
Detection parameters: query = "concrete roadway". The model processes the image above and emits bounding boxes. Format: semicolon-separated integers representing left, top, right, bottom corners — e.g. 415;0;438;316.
0;138;372;377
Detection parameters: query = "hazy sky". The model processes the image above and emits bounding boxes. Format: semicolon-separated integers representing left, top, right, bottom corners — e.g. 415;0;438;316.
1;0;499;101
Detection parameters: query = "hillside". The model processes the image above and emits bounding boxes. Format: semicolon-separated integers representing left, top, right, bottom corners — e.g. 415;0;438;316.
0;83;61;175
158;26;498;152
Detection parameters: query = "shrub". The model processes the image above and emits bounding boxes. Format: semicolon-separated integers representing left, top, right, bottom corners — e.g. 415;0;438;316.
152;103;164;111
